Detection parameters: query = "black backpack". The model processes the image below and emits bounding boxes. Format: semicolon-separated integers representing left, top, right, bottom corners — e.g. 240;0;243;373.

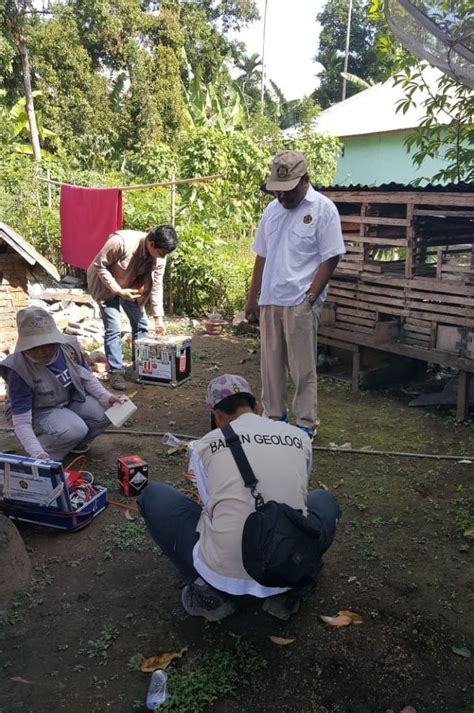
221;425;321;588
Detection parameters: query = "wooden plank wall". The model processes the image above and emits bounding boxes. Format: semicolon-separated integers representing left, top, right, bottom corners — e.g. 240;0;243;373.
320;189;474;371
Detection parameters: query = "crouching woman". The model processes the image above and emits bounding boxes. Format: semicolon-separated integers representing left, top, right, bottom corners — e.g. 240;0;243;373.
0;307;123;461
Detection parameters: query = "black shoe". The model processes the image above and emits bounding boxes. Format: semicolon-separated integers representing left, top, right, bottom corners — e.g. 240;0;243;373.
296;425;316;441
262;589;302;621
181;581;238;622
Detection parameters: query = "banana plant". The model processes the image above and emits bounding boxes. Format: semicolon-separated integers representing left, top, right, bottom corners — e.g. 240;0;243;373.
0;90;56;158
183;63;248;131
340;72;375;91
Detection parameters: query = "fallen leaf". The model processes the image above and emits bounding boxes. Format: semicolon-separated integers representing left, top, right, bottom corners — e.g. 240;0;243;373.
269;636;296;646
451;645;471;658
321;610;363;627
334;479;344;489
348;576;357;584
400;707;417;713
11;677;32;684
141;647;188;672
339;610;364;625
457;459;472;464
317;481;329;491
127;391;138;399
463;526;474;539
166;444;187;455
125;510;136;522
320;614;352;627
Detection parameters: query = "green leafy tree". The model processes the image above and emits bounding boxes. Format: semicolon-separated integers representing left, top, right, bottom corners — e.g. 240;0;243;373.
235;52;262;111
67;0;146;71
313;0;402;108
372;0;473;182
394;65;473;183
28;6;116;166
178;0;258;85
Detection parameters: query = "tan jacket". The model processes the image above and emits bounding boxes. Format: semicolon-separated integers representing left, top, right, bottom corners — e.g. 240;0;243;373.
87;230;166;317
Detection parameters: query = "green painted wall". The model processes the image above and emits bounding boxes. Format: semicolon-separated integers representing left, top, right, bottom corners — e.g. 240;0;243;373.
333;130;448;186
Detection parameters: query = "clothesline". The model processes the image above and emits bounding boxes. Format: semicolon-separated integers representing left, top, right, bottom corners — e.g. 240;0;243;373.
36;173;225;191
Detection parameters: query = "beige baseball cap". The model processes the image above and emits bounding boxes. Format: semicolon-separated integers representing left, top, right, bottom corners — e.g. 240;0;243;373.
266;150;308;191
15;306;68;353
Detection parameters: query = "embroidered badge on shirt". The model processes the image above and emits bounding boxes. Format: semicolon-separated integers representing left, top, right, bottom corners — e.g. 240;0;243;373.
303;214;313;224
277;165;288;178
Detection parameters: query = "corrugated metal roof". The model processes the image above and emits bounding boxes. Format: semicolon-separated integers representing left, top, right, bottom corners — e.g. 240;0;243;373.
0;222;60;282
260;182;474;195
317;182;474;193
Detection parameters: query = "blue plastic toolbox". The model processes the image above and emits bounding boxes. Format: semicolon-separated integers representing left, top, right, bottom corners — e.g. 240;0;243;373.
0;453;107;531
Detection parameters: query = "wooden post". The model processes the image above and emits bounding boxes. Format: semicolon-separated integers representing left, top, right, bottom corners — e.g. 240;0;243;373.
170;173;176;227
17;37;42;162
352;347;361;391
168;174;176;314
436;248;443;280
360;203;369;263
405;203;414;279
456;371;471;421
47;168;52;209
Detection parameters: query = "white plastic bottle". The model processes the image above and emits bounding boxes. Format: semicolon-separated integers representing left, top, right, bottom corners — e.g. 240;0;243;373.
146;669;168;710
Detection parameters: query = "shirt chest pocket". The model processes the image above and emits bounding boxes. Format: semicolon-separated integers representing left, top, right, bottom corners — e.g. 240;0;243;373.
292;219;318;254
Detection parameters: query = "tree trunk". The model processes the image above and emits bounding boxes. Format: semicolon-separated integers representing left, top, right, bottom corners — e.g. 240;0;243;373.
17;35;42;162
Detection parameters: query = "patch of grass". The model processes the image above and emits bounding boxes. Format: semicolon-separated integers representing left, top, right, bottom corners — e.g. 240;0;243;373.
106;520;149;551
161;640;266;712
78;625;119;662
454;496;474;533
370;516;400;528
191;350;207;363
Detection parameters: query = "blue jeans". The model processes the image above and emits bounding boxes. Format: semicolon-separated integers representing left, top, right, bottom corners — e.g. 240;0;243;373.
138;484;341;587
100;297;148;371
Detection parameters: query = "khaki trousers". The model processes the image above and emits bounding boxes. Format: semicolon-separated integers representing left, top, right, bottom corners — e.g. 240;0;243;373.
260;300;322;428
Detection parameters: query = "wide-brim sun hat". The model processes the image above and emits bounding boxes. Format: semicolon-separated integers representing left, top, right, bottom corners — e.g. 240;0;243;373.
206;374;254;412
265;150;308;192
15;306;68;353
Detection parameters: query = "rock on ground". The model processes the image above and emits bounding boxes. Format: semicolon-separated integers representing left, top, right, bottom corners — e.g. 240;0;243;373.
0;514;31;609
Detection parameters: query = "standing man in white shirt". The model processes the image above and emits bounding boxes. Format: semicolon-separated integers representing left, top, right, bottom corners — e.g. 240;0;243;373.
245;151;345;439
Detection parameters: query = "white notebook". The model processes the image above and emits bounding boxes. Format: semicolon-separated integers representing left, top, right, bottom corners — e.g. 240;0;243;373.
105;398;138;428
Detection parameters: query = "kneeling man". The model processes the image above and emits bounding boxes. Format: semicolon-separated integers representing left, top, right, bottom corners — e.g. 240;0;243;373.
139;374;340;621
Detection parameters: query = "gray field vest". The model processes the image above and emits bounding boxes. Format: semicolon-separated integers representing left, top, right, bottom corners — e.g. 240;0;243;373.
1;337;88;418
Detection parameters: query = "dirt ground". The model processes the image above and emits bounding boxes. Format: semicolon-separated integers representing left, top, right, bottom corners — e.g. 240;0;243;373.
1;327;473;713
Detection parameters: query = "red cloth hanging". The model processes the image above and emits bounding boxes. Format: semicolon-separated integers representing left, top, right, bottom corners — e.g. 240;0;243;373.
60;185;123;269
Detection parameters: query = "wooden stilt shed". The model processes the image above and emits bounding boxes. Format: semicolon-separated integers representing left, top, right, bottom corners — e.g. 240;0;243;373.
318;183;474;419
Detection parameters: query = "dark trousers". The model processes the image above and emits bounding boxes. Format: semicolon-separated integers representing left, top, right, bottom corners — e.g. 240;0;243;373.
138;483;341;587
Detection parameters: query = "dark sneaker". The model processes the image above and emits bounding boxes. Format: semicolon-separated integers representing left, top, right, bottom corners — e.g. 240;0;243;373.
108;371;127;391
181;581;238;622
297;425;316;440
262;589;302;621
